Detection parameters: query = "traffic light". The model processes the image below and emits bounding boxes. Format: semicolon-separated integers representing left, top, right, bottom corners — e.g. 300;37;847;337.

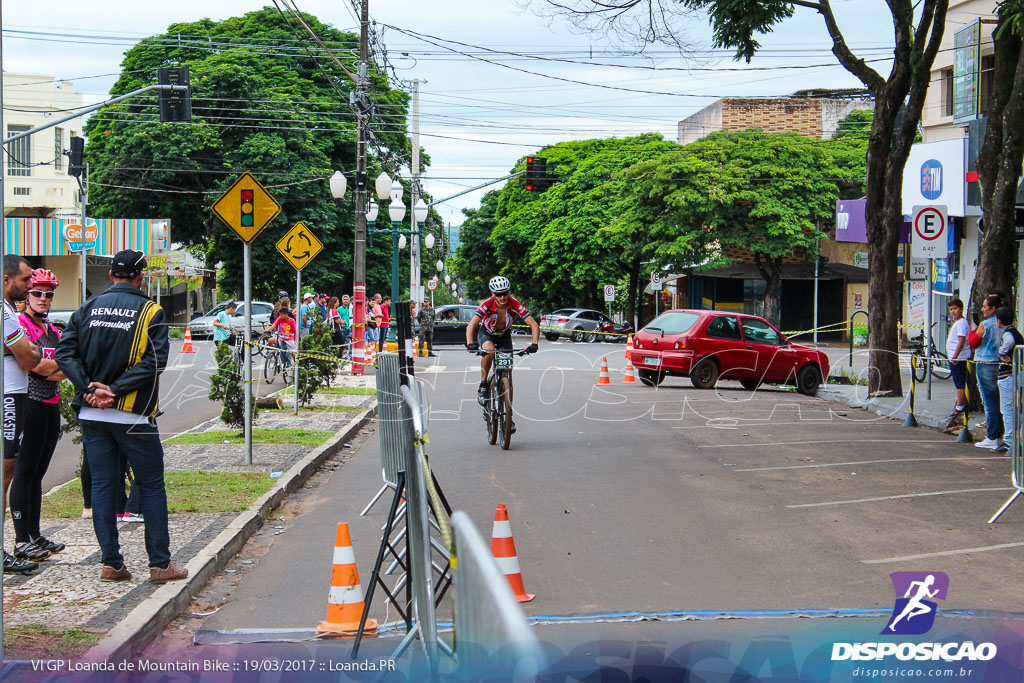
525;156;547;191
158;66;192;122
240;189;255;228
67;136;84;178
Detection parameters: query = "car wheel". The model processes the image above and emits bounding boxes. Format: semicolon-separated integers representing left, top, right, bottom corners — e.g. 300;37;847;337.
571;328;585;343
739;379;761;390
690;358;719;389
544;333;559;342
796;365;822;396
638;368;665;387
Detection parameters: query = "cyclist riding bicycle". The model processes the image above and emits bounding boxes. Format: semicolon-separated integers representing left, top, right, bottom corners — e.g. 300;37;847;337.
465;276;540;412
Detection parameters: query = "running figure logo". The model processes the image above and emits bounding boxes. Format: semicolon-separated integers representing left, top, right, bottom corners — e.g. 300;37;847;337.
883;571;949;635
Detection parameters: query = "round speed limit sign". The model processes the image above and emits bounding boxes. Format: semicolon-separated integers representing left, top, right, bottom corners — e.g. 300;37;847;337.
426;278;438;291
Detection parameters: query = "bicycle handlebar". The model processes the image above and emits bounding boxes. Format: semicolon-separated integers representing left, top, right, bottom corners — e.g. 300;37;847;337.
476;348;531;357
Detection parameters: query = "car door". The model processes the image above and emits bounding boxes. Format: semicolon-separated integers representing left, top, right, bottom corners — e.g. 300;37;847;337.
432;307;461;343
739;316;794;382
700;315;757;381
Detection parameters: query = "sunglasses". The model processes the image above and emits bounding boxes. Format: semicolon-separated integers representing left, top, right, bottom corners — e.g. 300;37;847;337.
28;290;55;300
494;292;510;298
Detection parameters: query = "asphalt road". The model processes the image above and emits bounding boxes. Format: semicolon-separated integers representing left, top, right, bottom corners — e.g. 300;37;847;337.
43;338;237;491
136;339;1024;680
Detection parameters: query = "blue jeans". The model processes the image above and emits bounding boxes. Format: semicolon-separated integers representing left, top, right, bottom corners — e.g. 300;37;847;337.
81;419;171;569
977;363;1004;441
999;374;1015;448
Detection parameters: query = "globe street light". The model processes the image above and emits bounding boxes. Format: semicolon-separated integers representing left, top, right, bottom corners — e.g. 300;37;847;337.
436;259;444;274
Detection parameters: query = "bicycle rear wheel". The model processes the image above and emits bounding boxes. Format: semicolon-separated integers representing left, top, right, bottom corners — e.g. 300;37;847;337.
911;351;928;383
486;379;498;445
498;376;513;450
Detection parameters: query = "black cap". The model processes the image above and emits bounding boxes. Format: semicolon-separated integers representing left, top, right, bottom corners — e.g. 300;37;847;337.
111;250;148;278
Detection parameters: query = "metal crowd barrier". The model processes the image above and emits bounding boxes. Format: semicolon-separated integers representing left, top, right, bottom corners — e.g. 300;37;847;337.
989;345;1024;523
374;353;411;488
451;511;545;678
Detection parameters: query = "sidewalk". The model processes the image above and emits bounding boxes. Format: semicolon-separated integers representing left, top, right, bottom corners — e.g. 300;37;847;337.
1;368;378;673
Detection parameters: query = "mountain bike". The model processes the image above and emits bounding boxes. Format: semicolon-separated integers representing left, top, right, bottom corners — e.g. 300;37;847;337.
477;348;530;450
910;323;951;382
263;336;293;384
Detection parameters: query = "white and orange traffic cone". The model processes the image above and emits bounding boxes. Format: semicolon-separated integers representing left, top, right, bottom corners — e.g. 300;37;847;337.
597;356;611;386
316;522;377;637
181;327;195;353
491;504;534;603
624;334;633;362
623;360;636;384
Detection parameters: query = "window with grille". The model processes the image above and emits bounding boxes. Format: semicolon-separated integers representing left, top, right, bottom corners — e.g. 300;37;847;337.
54;128;63;171
12;188;29;196
7;125;31;177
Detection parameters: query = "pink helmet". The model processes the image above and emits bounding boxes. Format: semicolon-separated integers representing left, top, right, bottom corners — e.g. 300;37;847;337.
29;268;59;288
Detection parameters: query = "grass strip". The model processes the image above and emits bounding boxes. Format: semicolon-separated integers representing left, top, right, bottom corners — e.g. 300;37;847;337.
165;428;332;446
315;386;377;395
43;471;277;518
271;404;363;413
3;624;102;659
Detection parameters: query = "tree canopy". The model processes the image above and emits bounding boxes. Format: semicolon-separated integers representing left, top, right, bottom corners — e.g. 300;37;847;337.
84;7;419;301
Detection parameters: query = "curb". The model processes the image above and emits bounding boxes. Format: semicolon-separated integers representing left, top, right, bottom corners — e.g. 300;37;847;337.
81;402;377;664
817;386;955;432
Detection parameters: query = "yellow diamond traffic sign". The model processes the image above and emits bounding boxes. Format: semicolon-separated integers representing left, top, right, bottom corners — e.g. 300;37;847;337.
211;172;282;243
276;222;324;271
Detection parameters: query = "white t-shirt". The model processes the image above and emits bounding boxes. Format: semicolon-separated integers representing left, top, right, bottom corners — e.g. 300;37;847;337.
78;406;148;425
3;301;28;394
946;317;971;360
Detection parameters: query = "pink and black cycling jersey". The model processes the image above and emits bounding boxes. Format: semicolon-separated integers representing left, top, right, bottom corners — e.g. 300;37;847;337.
19;314;61;404
474;296;530;334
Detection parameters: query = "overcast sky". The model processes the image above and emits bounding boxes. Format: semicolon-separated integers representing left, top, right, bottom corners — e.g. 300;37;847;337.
3;0;962;228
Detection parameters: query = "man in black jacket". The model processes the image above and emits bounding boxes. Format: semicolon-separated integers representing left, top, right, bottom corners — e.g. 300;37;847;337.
55;250;187;584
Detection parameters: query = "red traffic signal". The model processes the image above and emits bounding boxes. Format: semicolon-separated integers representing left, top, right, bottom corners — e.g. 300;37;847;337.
525;156;548;192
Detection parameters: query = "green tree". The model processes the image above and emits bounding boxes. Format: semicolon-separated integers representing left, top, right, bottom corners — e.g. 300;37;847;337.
972;0;1024;313
452;190;502;300
534;0;949;396
488;135;681;319
84;7;413;302
619;131;861;325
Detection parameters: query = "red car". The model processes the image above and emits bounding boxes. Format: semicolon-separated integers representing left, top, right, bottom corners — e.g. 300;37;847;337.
631;309;829;395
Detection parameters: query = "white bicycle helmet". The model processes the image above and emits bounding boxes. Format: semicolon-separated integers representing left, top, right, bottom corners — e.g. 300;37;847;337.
488;275;511;294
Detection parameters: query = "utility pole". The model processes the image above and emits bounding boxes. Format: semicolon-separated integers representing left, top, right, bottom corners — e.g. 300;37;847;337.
410;79;421;307
79;163;89;304
352;0;370;374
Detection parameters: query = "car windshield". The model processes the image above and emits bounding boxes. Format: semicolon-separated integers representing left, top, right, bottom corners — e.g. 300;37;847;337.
644;311;701;335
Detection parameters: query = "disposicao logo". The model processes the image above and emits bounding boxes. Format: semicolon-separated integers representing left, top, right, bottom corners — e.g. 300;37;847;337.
884;571;947;635
921;159;943;200
831;572;998;663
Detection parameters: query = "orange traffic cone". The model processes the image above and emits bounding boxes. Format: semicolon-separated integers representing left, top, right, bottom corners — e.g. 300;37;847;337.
597;356;611;386
623;360;636;384
316;522;377;637
491;504;534;603
181;327;195;353
624;334;633;362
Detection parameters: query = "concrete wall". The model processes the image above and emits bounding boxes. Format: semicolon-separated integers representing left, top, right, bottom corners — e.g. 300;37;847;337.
678;100;722;146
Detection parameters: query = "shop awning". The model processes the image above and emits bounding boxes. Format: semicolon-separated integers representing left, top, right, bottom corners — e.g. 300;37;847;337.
5;217;153;257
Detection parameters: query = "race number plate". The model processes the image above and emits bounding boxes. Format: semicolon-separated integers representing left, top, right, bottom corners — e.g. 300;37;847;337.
495;353;514;370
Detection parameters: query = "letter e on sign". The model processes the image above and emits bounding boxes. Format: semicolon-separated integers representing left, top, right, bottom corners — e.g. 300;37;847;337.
911;205;949;260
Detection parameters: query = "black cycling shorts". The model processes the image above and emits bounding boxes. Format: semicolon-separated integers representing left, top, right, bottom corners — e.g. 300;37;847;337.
3;393;26;460
478;328;513;351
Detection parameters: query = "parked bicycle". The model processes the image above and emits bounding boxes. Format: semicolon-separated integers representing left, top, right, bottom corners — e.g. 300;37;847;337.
909;322;951;382
476;347;530;450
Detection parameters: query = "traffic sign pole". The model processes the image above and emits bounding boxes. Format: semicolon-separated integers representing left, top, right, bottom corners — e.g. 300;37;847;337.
926;257;933;401
244;243;253;465
295;270;301;416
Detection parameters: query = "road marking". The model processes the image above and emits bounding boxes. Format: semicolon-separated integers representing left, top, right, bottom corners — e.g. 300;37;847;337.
699;439;952;448
737;456;1008;472
862;541;1024;565
419;366;448;373
787;487;1013;508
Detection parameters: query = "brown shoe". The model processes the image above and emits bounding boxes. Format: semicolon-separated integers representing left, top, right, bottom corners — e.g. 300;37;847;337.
100;565;132;582
149;564;188;584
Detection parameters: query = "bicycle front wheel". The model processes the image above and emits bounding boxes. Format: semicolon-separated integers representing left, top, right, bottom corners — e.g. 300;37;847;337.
263;352;279;384
930;350;951;380
498;376;513;450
